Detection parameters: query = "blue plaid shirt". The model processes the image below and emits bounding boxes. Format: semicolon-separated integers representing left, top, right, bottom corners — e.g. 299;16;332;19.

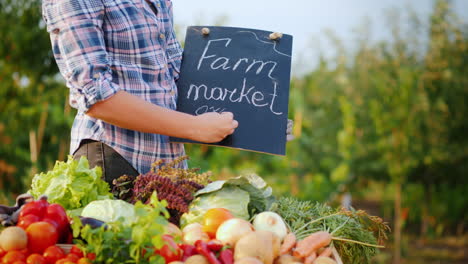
42;0;186;173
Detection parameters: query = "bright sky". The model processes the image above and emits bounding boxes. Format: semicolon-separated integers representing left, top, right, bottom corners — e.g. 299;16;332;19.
173;0;468;75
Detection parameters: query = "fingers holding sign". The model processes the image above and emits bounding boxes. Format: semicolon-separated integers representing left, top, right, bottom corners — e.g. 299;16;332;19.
221;112;239;136
193;112;238;143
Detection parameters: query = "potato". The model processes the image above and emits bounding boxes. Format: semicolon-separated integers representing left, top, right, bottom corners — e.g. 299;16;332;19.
182;223;210;245
235;257;264;264
0;226;28;251
314;256;337;264
235;230;277;264
274;254;302;264
216;218;254;247
185;254;210;264
271;232;281;259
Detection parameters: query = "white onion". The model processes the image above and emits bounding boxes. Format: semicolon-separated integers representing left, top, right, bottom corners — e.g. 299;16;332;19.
252;212;288;241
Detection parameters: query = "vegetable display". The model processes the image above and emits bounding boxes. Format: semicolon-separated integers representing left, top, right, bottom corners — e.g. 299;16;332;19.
0;155;389;264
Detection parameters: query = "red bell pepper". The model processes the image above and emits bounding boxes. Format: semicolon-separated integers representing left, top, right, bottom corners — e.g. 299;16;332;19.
195;240;221;264
155;235;182;263
179;244;197;261
218;248;234;264
206;240;223;252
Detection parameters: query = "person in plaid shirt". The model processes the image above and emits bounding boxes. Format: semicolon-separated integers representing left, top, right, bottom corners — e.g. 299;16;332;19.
42;0;238;185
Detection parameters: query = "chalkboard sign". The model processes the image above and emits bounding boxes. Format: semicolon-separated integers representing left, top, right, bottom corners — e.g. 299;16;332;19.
171;26;293;155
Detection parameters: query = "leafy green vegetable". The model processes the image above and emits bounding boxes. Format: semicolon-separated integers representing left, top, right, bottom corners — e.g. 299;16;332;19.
72;192;169;264
30;156;112;210
272;196;390;264
81;199;135;225
180;174;274;227
181;186;250;227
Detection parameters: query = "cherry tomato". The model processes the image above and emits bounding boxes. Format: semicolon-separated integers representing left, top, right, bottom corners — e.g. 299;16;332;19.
11;261;26;264
76;258;92;264
65;253;80;262
154;235;182;263
2;250;26;264
69;246;83;259
42;245;65;264
26;254;46;264
26;222;58;254
202;208;234;238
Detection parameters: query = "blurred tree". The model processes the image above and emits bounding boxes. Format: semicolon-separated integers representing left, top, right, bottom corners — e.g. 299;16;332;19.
0;0;74;202
328;1;468;262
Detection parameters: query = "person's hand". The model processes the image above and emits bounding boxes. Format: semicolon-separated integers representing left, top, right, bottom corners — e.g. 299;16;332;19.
192;112;238;143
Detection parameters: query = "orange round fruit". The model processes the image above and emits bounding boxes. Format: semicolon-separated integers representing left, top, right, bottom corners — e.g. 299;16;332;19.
202;208;234;238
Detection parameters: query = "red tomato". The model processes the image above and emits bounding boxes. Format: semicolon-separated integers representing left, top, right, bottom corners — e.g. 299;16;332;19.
76;258;91;264
65;253;80;262
0;247;7;258
54;260;74;264
42;245;65;264
85;253;95;261
202;208;234;238
154;235;182;263
1;250;26;264
69;246;83;259
25;222;58;254
11;261;26;264
26;254;46;264
17;215;40;230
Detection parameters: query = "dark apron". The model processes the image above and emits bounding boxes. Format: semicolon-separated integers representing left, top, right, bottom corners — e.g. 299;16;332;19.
73;139;139;186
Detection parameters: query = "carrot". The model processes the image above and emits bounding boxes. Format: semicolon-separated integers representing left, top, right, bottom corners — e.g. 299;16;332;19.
280;232;297;255
304;252;317;264
318;247;332;258
293;231;332;258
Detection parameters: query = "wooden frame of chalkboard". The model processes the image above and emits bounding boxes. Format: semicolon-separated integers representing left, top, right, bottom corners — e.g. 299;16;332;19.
170;26;293;156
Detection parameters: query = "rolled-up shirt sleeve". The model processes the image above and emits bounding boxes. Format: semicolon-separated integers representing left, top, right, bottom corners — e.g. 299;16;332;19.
42;0;121;113
164;0;183;81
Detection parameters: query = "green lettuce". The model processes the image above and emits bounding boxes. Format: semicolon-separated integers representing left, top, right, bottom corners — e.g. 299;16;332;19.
30;156;112;210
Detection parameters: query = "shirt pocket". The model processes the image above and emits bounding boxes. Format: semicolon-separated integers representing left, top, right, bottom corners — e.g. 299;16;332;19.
103;0;166;70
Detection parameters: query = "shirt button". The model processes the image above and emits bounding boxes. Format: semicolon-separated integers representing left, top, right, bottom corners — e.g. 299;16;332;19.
160;33;165;39
170;90;176;96
93;73;100;79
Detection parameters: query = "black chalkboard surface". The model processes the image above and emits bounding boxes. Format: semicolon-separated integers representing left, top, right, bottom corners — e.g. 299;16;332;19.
171;26;293;155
